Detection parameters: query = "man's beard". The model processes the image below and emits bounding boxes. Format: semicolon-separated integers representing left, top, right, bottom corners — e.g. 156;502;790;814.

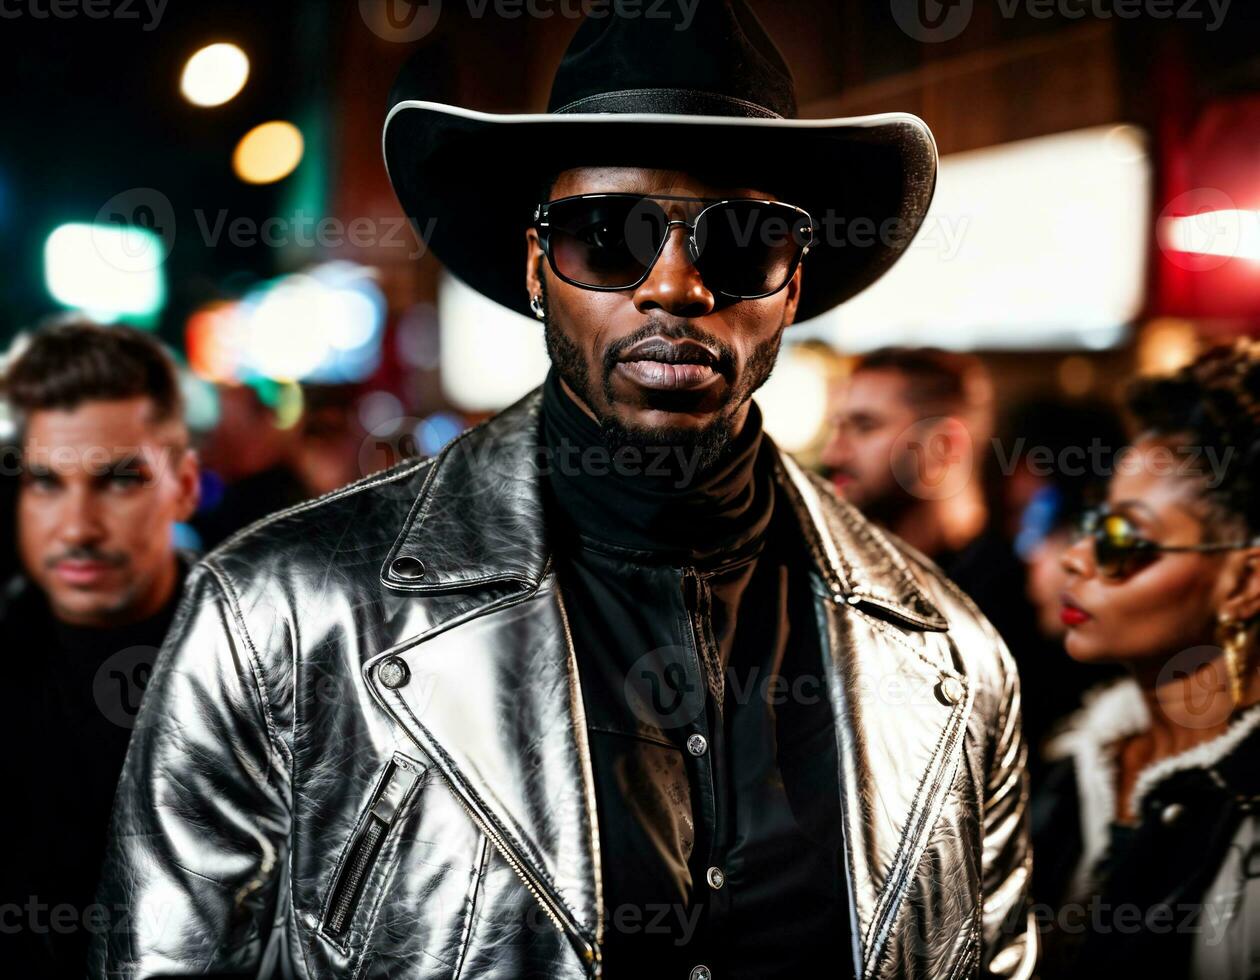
541;286;785;477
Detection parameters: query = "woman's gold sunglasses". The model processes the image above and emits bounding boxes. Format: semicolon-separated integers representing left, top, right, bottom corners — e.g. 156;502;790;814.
1075;507;1260;581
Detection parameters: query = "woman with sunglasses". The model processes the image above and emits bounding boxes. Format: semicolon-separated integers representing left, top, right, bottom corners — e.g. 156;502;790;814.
1032;341;1260;979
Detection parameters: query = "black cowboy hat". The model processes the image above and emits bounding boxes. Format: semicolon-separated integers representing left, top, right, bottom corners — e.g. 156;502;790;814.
383;0;937;323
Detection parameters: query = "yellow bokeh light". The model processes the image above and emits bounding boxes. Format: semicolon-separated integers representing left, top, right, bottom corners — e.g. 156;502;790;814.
180;43;250;107
232;121;304;185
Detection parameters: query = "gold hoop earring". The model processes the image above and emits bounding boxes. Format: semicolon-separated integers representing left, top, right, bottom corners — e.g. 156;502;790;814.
1216;612;1253;709
529;294;546;321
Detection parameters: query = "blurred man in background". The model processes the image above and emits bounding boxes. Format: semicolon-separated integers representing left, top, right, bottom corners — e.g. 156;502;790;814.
0;322;199;977
190;380;305;549
820;347;1040;711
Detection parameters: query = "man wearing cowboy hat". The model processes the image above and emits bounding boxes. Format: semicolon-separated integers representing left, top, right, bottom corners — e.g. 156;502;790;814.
92;3;1036;978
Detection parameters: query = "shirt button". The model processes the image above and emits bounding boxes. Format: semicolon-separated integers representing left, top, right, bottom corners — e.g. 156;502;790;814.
706;866;725;889
689;967;712;980
687;733;708;756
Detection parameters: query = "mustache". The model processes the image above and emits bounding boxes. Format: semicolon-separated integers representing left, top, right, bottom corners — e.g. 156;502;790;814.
601;320;736;378
46;546;129;569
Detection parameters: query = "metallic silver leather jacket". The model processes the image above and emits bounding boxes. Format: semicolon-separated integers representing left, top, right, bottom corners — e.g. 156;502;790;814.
92;386;1037;979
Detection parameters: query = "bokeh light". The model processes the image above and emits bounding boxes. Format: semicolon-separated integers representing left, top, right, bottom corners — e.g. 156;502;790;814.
232;120;304;184
43;223;165;324
180;43;250;107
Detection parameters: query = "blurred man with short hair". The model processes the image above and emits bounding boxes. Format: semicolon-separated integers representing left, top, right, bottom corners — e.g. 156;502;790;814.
822;346;994;552
1;321;199;977
821;345;1042;723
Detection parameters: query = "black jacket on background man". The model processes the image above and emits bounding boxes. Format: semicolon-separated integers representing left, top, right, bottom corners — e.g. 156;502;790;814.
2;551;193;978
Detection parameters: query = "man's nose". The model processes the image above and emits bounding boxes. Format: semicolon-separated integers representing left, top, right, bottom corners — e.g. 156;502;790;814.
59;487;107;546
820;426;852;471
632;225;715;318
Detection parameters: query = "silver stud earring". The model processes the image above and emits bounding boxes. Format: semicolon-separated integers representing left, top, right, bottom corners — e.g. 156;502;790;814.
529;294;546;321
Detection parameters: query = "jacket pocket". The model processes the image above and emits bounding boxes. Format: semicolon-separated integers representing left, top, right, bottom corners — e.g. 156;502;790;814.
321;753;426;942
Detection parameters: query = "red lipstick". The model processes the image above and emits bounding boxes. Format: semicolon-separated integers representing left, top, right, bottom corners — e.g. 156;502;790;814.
1059;593;1091;627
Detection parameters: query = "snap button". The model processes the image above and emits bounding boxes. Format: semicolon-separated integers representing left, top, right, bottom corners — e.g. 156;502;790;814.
689;966;712;980
937;676;964;706
1160;802;1184;826
378;657;411;690
706;866;725;890
390;556;426;579
687;734;708;757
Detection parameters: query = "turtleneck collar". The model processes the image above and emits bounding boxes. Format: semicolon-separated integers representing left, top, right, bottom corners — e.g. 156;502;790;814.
537;365;775;565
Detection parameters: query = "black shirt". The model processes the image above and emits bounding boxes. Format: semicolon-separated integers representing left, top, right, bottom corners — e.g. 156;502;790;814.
1;558;189;978
537;369;850;979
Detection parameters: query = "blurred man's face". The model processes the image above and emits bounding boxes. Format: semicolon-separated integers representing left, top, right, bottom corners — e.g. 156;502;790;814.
821;369;923;519
18;397;199;628
525;166;803;470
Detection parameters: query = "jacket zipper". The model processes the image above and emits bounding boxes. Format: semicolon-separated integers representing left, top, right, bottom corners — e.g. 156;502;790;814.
322;758;423;940
326;818;387;936
440;772;602;976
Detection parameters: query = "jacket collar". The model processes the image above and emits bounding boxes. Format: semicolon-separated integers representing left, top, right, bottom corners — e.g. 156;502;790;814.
381;385;947;631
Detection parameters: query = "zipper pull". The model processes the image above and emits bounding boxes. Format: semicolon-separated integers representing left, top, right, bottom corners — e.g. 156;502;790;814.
682;565;699;610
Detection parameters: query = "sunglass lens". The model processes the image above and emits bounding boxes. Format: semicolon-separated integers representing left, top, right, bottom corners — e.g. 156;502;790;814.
546;197;667;289
1095;513;1150;579
693;201;811;297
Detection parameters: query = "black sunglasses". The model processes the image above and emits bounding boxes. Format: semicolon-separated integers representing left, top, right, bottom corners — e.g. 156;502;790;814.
1075;507;1259;581
533;192;816;300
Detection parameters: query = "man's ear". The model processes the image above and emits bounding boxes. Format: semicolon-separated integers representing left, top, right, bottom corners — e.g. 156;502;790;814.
1219;548;1260;622
781;263;803;328
175;447;201;523
525;229;544;299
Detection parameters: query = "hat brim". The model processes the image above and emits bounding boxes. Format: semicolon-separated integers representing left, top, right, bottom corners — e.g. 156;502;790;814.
383;102;937;323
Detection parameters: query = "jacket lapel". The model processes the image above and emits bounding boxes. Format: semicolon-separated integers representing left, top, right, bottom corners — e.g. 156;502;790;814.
776;451;974;979
368;385;974;979
368;389;602;971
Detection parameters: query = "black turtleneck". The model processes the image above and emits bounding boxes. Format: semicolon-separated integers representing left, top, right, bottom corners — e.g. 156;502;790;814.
2;557;189;978
537;368;849;980
537;365;774;564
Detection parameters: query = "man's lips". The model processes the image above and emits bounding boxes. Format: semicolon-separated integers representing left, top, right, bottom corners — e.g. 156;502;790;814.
53;559;119;586
615;336;723;391
1060;593;1092;627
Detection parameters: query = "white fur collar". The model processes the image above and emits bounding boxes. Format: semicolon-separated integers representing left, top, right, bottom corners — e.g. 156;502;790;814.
1044;677;1260;898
